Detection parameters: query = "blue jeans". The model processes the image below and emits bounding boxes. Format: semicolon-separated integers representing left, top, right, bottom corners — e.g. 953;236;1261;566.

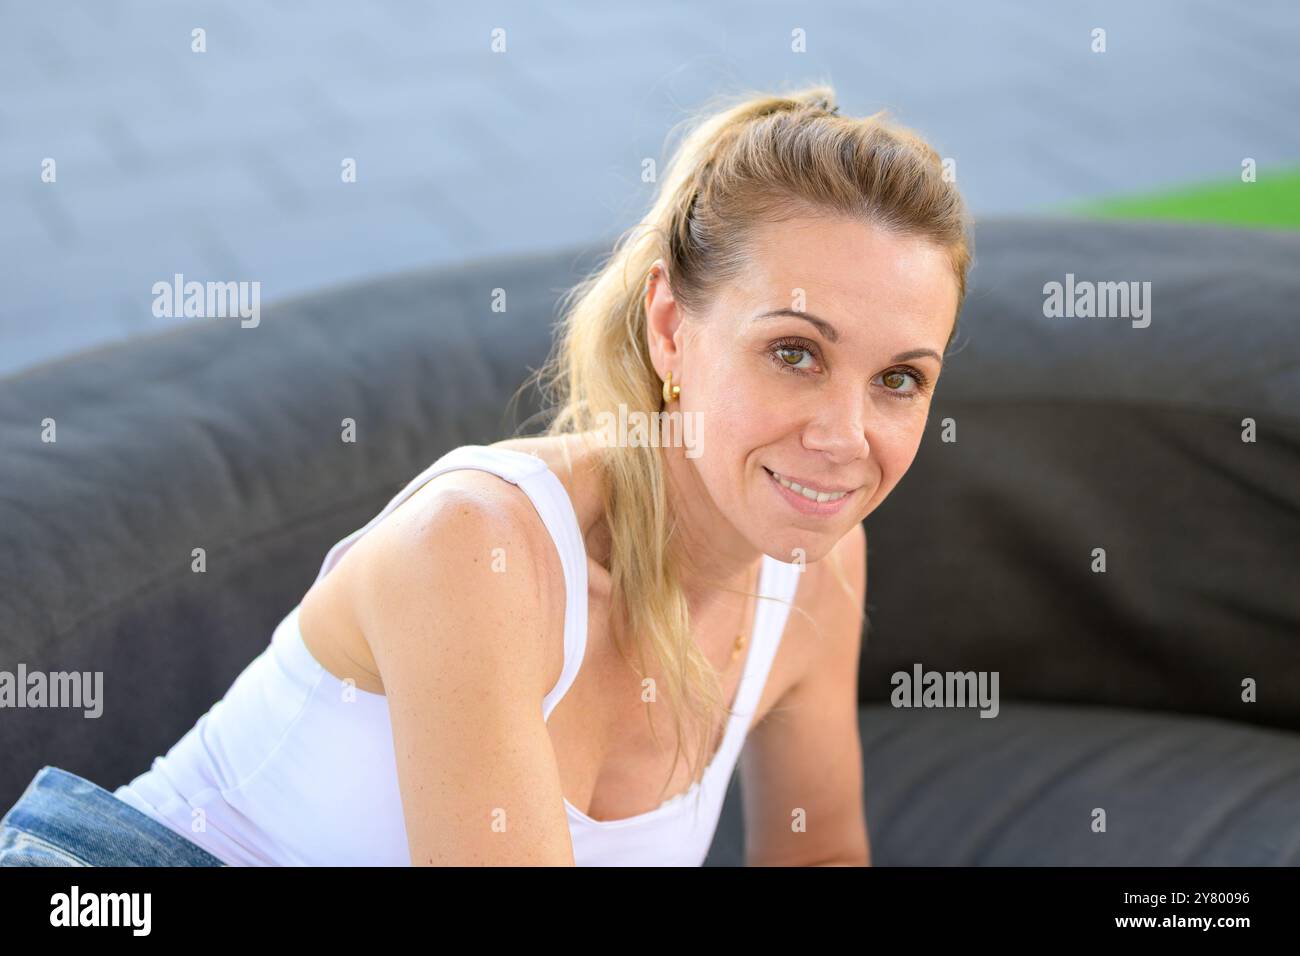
0;766;227;867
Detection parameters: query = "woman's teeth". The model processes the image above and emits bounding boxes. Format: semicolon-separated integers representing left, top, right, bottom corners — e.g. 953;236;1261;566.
767;469;849;503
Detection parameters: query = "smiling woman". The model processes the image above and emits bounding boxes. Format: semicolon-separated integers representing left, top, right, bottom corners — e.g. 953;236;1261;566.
2;82;972;868
516;84;972;862
646;211;962;540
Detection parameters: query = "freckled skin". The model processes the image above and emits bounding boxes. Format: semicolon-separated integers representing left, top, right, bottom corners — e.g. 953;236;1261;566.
645;214;960;571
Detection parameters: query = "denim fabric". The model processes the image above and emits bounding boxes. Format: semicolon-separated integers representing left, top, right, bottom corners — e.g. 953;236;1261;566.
0;766;227;867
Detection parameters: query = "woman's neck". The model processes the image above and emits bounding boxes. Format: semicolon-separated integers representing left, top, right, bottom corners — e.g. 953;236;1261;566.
578;435;764;614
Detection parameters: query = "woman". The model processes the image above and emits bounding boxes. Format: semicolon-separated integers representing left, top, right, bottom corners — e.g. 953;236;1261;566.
1;84;971;867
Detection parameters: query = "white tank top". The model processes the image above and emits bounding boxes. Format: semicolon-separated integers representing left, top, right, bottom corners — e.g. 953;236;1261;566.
113;445;802;866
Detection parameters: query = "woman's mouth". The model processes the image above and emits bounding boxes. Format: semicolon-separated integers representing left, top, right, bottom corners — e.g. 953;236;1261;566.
762;466;860;517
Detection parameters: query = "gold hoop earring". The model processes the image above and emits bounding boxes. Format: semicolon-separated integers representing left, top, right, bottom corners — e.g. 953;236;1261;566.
662;371;681;404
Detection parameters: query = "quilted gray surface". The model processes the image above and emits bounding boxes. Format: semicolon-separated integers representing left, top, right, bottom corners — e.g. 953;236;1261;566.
708;702;1300;865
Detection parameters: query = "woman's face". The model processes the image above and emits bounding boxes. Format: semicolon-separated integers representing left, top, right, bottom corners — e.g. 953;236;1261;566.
652;214;960;565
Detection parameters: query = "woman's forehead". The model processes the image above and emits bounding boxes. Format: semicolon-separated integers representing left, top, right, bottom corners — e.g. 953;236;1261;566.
714;221;959;341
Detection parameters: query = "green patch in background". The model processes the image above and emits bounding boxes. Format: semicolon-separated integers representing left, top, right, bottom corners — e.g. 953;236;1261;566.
1061;164;1300;231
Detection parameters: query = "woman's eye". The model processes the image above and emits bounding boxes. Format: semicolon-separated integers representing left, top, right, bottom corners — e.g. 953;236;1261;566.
773;345;816;372
880;368;922;396
768;345;926;397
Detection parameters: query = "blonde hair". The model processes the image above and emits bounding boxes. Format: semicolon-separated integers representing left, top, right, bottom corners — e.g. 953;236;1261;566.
516;83;973;809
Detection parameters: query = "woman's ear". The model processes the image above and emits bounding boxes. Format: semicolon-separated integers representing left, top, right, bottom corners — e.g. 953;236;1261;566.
644;258;666;295
645;259;683;376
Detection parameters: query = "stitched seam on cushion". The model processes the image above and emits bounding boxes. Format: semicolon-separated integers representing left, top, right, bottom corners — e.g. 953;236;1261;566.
1178;763;1300;863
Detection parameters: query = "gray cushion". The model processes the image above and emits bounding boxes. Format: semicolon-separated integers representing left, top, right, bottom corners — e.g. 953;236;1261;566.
861;219;1300;733
1;218;1296;865
708;703;1300;865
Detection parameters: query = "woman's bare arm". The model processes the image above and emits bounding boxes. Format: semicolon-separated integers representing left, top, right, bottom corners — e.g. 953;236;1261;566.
346;480;575;866
739;522;870;866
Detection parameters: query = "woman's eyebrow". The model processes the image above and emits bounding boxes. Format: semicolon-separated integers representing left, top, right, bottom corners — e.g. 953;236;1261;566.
753;308;840;343
753;309;944;365
891;348;943;364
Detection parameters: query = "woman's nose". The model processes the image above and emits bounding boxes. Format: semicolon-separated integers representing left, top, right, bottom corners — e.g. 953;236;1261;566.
801;388;870;464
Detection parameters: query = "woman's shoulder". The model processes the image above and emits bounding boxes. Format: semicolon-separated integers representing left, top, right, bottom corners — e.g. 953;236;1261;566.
316;446;575;687
372;444;573;577
330;435;600;594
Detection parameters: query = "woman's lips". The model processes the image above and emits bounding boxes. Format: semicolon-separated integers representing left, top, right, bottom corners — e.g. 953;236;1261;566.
763;466;859;517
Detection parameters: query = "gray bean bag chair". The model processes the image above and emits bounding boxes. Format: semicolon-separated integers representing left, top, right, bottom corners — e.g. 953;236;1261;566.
2;217;1297;865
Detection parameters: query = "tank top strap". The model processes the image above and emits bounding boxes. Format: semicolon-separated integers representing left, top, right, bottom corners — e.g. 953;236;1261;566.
511;460;591;720
311;445;591;716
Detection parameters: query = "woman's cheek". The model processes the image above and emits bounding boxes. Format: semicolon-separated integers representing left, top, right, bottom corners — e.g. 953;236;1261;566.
712;365;781;426
892;425;928;478
874;416;927;482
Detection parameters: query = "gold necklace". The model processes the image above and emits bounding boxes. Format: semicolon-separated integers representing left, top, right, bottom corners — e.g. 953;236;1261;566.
729;561;762;664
